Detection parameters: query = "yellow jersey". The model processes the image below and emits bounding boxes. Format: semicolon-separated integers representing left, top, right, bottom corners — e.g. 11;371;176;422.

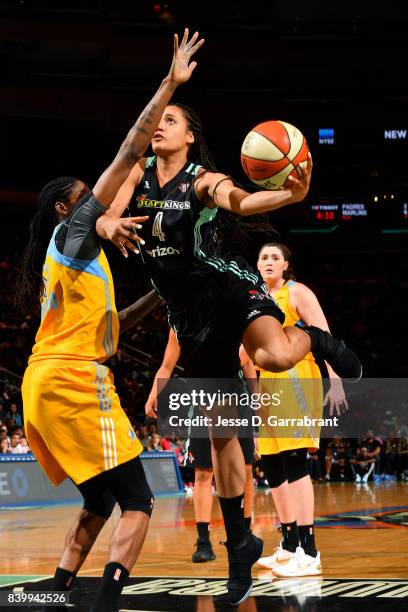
29;225;119;364
258;280;322;454
272;280;314;360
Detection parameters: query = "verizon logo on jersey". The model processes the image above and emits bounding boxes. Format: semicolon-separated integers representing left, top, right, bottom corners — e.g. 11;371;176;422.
146;246;181;257
136;197;191;209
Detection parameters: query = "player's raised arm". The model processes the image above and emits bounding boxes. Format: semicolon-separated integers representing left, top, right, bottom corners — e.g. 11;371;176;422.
93;28;204;209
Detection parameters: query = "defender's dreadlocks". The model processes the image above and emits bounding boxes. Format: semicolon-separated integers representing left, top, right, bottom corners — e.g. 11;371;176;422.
16;176;77;309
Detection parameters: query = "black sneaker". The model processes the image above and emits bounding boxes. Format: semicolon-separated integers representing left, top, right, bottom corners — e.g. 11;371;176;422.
302;326;362;381
192;539;216;562
224;532;263;606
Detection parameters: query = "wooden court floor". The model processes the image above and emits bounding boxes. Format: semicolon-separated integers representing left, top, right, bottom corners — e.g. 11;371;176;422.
1;482;407;580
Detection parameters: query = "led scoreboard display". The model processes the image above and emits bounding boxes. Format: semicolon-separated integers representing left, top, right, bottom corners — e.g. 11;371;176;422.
310;202;368;222
308;199;407;232
311;204;337;221
341;202;368;220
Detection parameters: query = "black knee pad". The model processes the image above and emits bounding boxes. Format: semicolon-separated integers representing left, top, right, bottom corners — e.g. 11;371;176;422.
261;453;287;488
282;449;309;483
110;457;155;517
77;479;116;520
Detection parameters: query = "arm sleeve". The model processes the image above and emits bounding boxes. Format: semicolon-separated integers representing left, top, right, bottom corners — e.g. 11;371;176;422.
62;194;107;260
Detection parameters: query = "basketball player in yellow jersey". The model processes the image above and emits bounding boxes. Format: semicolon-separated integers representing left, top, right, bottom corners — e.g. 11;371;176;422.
18;29;204;612
241;242;348;578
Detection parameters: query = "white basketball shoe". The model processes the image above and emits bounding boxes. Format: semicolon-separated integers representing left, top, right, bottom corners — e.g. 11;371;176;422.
257;542;296;569
272;546;322;577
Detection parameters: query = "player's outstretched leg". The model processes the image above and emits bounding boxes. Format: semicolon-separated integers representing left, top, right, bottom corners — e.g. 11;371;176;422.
243;316;362;382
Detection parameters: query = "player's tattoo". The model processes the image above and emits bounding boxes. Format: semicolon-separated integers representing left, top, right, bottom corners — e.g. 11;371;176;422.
135;102;158;131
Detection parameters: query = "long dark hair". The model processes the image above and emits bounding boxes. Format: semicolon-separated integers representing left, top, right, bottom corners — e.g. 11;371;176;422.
16;176;77;309
258;242;295;280
173;102;218;172
174;103;278;260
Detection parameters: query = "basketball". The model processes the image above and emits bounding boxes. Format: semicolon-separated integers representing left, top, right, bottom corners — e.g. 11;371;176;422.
241;120;309;190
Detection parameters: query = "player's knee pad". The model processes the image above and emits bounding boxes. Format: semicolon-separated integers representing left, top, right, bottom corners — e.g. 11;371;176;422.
78;484;116;520
261;453;287;488
82;497;116;520
117;483;154;516
282;449;309;483
114;457;155;517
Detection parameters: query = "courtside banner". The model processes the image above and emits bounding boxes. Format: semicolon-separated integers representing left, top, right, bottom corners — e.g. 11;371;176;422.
156;378;408;439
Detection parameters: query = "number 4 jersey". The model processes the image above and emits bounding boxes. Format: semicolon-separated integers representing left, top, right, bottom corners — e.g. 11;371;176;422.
130;156;215;310
130;156;285;376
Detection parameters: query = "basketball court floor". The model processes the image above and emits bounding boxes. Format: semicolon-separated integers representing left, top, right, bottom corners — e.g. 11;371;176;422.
1;482;407;611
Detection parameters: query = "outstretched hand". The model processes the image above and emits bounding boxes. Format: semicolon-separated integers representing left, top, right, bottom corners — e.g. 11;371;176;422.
167;28;205;86
102;216;149;258
286;152;313;203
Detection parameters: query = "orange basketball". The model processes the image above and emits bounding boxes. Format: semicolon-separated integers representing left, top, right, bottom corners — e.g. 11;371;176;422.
241;120;309;190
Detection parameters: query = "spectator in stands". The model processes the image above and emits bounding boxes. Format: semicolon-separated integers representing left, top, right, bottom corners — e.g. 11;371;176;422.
147;432;165;452
0;425;8;443
136;424;150;450
350;447;376;483
160;437;172;451
383;435;408;480
4;418;16;431
6;403;23;427
359;429;382;474
20;435;30;453
9;429;24;454
0;438;9;453
324;437;350;480
382;437;399;477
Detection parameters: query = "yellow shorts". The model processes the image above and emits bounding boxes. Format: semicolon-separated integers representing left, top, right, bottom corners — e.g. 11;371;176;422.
258;358;323;456
22;360;142;485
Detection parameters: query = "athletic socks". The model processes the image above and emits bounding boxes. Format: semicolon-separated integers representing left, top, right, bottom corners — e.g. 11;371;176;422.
90;562;129;612
281;521;299;553
51;567;76;591
196;521;210;542
40;568;76;612
219;494;246;545
298;524;318;558
244;516;252;531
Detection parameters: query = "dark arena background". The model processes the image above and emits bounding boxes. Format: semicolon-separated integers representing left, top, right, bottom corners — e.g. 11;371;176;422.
0;1;408;611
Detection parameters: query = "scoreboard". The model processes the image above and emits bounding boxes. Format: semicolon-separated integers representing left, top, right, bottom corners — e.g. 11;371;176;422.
311;202;369;222
308;199;407;231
